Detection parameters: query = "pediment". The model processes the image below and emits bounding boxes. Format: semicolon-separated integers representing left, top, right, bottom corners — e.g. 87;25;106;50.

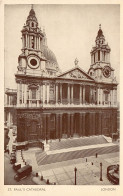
58;67;94;81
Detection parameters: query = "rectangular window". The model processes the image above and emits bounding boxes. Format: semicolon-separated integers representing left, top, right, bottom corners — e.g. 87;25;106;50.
105;93;108;102
32;89;36;99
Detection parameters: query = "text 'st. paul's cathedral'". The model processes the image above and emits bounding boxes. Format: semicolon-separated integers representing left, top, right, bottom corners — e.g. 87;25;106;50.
5;7;118;146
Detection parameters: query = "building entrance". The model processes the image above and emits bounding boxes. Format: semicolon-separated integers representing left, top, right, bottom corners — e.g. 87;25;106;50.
28;121;38;141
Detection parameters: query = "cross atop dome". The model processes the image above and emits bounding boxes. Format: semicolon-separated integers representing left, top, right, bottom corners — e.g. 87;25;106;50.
99;24;101;29
74;58;79;67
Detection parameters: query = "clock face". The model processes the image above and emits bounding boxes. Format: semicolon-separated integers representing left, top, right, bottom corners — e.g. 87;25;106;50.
103;66;111;78
28;56;40;69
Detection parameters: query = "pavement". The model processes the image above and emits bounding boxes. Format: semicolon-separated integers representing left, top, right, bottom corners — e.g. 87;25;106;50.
31;152;119;185
4;127;119;185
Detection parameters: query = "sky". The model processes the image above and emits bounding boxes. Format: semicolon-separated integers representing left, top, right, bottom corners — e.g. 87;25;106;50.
4;4;120;91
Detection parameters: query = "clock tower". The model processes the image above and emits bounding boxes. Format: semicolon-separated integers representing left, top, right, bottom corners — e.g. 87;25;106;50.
17;6;60;77
88;25;116;83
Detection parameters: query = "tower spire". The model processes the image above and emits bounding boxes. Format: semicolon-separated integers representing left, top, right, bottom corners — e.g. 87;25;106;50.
31;4;33;9
99;24;101;30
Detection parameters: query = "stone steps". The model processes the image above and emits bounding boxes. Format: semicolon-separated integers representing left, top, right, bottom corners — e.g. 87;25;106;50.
36;144;119;166
35;151;47;165
49;136;108;151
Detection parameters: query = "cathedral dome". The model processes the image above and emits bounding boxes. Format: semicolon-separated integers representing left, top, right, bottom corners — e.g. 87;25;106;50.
42;45;58;65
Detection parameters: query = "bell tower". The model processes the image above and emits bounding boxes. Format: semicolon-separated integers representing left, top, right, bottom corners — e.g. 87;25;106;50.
88;25;116;83
17;5;46;76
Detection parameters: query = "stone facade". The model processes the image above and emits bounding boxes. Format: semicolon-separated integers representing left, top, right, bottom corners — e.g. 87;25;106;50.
4;7;118;145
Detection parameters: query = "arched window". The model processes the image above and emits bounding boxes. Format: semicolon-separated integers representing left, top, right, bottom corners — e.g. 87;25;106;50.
32;22;34;27
98;50;100;61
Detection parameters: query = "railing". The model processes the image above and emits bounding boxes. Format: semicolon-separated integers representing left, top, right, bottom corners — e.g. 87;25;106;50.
4;104;16;108
107;165;119;185
15;101;118;108
5;88;17;94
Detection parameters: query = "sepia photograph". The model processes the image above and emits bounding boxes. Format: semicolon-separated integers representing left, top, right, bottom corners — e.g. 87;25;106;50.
3;2;120;188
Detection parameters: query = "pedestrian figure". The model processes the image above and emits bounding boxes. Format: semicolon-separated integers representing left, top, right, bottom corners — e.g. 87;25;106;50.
86;158;87;162
96;153;98;158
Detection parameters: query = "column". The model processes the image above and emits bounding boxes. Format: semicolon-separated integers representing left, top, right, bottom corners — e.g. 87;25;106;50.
83;85;85;104
97;88;100;105
21;83;23;105
9;96;10;106
71;84;73;104
89;86;91;104
40;83;43;103
100;51;102;61
111;89;113;106
112;89;114;106
59;114;62;139
37;88;39;107
67;113;70;138
91;86;94;104
43;83;45;104
36;37;38;50
8;112;11;125
40;38;42;50
43;114;47;140
82;113;85;136
22;84;25;105
80;85;82;104
70;114;74;137
115;89;117;106
29;89;31;107
29;36;32;48
56;83;58;104
67;84;70;104
60;83;62;103
34;36;36;49
98;112;102;135
79;113;82;136
37;36;39;50
102;89;104;105
27;35;29;48
100;89;103;105
92;112;95;135
47;83;50;104
22;35;24;48
45;83;47;104
26;34;27;48
17;83;20;106
56;114;59;139
24;84;27;106
46;114;50;140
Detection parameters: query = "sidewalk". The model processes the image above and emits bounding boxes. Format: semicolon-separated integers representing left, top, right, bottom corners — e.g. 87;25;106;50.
32;152;119;185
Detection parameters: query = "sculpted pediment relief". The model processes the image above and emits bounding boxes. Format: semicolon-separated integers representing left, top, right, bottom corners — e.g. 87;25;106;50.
58;68;94;80
68;70;87;79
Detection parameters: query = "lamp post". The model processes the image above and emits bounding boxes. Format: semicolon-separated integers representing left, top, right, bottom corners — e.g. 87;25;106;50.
100;162;103;181
74;167;77;185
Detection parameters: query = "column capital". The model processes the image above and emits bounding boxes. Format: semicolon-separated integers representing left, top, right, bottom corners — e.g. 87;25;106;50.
79;113;83;116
